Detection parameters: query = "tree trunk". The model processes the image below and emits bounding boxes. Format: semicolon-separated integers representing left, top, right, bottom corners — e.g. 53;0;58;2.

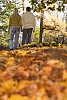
39;10;44;43
39;17;43;43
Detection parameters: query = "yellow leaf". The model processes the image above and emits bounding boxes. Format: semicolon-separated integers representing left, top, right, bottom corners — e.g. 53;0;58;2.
16;50;27;57
17;80;30;91
6;57;15;66
7;95;30;100
1;79;17;93
62;70;67;80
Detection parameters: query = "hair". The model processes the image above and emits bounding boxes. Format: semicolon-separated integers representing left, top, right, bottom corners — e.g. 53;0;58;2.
13;8;18;14
26;7;31;11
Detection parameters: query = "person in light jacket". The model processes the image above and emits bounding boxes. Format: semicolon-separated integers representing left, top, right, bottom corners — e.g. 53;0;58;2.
22;7;36;45
8;8;22;50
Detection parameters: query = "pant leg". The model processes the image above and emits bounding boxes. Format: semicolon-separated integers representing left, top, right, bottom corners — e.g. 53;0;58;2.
27;28;33;44
14;28;20;49
22;29;27;45
9;27;15;49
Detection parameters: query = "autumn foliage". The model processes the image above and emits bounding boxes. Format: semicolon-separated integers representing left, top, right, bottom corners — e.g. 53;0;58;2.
0;47;67;100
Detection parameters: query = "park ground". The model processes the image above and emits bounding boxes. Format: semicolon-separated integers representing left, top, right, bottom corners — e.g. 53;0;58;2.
0;46;67;100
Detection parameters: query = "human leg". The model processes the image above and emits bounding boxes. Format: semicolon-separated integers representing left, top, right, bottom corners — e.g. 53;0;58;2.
9;27;15;49
14;28;20;49
22;29;27;45
27;28;33;44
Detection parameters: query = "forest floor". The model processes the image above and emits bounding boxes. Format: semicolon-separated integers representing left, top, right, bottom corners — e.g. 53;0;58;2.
0;46;67;100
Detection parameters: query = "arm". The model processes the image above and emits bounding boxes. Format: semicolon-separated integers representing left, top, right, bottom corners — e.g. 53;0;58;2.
33;16;36;32
21;14;24;32
19;16;23;31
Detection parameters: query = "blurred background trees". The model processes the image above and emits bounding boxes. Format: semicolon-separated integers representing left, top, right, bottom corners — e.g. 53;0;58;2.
0;0;16;46
30;0;67;43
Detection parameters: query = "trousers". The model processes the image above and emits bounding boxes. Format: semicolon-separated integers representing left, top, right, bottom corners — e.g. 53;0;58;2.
22;28;33;45
9;26;20;49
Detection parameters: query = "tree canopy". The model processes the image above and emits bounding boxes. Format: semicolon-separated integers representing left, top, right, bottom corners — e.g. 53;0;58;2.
0;0;16;32
30;0;67;12
0;0;16;46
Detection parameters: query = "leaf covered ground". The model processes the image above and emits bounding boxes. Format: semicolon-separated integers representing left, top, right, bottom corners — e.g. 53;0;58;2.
0;47;67;100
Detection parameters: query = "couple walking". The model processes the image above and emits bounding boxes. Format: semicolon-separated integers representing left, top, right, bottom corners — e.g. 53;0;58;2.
8;7;36;50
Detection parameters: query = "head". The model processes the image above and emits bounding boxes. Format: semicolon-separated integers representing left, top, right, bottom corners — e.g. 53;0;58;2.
13;8;18;14
26;7;31;12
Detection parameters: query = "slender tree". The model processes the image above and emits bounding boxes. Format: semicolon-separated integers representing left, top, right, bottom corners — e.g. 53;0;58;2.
30;0;56;43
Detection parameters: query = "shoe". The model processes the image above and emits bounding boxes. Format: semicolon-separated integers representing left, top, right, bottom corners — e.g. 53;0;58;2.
10;48;13;50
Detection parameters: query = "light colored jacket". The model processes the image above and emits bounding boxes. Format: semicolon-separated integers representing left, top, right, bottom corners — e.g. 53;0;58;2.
22;12;36;31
